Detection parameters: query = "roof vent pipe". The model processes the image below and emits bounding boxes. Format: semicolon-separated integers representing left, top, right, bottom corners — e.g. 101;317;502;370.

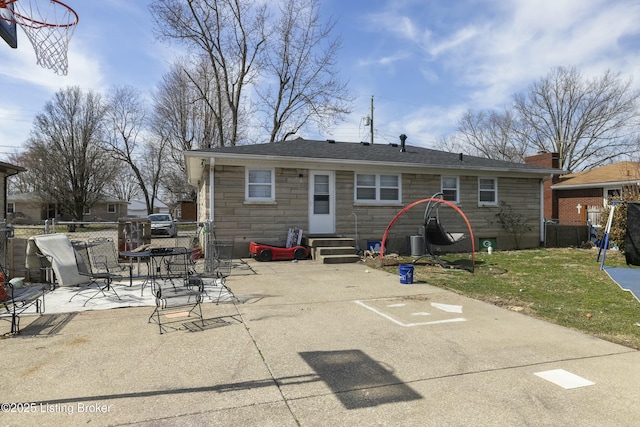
399;134;407;152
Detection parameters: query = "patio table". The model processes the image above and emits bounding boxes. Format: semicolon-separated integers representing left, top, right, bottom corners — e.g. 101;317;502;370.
120;248;190;295
119;250;150;291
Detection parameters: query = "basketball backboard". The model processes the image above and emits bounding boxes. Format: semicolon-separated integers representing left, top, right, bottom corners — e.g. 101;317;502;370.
0;2;17;49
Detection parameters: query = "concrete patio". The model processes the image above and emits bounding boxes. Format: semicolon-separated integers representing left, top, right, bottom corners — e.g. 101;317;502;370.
2;259;639;426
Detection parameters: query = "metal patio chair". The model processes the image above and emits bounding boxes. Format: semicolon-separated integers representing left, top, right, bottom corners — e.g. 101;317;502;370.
210;241;236;304
149;268;204;334
1;277;46;335
69;241;122;306
89;238;131;278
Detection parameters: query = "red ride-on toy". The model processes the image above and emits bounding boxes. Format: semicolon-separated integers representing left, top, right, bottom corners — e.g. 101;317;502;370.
249;242;310;262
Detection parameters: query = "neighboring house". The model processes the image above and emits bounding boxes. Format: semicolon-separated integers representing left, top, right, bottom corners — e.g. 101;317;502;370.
126;198;170;218
7;192;128;223
550;161;640;226
185;138;560;256
6;192;41;223
0;161;25;221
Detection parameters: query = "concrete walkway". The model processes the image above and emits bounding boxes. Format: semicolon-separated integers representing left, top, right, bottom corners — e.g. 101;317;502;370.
2;259;639;426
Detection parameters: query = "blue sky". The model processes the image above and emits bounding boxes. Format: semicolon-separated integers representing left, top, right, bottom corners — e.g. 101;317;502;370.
1;0;640;156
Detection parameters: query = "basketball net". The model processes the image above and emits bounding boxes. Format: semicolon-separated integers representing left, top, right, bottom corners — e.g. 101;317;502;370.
0;0;78;76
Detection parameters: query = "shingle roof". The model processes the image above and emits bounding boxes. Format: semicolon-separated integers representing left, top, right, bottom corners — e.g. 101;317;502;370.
191;138;557;173
552;161;640;188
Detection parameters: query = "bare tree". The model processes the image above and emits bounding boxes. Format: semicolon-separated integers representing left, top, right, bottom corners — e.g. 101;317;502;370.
105;170;141;202
23;86;119;220
515;66;640;172
257;0;352;143
151;61;224;201
150;0;267;147
6;152;35;194
440;67;640;172
140;137;168;211
104;85;165;215
153;61;222;151
439;109;530;162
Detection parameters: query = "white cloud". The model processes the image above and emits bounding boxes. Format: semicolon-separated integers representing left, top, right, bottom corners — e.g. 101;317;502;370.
458;1;640;91
357;51;412;68
363;0;640;131
65;38;106;90
331;0;640;146
384;103;469;147
427;25;484;58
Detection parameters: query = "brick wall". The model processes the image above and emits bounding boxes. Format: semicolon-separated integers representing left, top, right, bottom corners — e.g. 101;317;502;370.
556;188;602;225
524;152;559;219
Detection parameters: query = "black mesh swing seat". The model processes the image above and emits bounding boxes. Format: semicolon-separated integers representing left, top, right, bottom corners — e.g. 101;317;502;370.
419;193;466;267
425;217;466;246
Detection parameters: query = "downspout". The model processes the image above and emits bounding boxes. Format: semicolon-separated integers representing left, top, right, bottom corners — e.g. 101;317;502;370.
4;168;21;221
208;159;215;223
539;179;545;246
3;175;7;221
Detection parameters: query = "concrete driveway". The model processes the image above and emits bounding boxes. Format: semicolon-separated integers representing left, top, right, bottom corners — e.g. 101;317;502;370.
3;259;639;426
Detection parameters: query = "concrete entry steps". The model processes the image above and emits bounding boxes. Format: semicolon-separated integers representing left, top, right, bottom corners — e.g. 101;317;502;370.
304;237;360;264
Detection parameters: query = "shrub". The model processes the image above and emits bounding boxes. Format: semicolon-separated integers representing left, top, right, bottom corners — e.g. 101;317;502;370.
599;189;640;252
497;201;532;249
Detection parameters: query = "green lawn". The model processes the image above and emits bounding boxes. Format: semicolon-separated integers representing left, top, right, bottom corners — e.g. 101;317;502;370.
369;248;640;349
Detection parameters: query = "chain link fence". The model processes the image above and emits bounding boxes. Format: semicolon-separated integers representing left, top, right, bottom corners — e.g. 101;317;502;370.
0;219;223;282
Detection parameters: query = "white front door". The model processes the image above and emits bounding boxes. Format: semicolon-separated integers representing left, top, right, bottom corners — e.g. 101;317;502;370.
308;170;335;234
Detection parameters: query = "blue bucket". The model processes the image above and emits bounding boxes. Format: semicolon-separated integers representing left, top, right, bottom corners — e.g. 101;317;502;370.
399;264;414;284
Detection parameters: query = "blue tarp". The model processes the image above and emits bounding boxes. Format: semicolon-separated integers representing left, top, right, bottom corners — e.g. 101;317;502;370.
604;267;640;302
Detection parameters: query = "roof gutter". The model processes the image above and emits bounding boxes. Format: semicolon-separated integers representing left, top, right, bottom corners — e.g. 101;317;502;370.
551;180;640;190
188;151;560;177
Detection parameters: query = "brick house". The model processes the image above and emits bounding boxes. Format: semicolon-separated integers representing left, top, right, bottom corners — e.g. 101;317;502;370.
523;152;561;219
185;138;560;256
550;161;640;226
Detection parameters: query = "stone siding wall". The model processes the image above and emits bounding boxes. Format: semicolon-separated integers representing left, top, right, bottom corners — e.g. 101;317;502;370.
206;165;543;256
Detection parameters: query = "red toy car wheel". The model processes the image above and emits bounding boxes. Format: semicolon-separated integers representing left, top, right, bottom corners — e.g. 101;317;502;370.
294;247;307;260
259;248;273;262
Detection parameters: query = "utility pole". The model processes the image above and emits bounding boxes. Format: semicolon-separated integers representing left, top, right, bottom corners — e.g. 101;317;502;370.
370;95;374;145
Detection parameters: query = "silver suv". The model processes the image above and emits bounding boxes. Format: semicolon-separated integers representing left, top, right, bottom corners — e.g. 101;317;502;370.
148;214;177;238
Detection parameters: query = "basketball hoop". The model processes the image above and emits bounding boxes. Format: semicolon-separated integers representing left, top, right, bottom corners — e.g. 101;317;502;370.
0;0;78;75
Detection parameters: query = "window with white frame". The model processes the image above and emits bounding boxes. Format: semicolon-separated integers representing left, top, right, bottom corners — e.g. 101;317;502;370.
107;203;116;213
7;202;14;214
246;168;275;201
355;173;400;203
441;176;459;203
478;177;498;205
380;175;400;201
83;206;91;215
